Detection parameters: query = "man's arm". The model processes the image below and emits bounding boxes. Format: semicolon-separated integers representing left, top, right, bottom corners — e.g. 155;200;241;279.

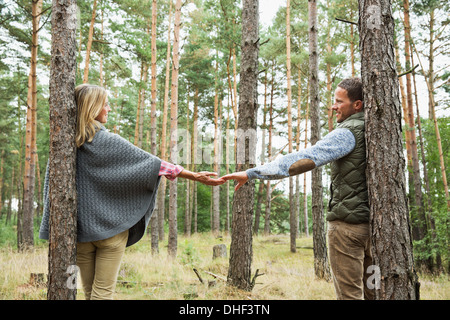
222;128;356;190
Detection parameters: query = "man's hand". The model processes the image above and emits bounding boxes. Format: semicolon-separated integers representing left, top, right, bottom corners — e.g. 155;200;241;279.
221;171;249;191
193;171;225;186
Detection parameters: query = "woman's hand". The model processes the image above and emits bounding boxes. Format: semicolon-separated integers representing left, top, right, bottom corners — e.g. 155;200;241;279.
178;169;225;186
193;171;225;186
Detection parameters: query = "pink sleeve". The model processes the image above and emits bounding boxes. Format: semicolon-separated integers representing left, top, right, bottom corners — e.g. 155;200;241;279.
159;160;184;181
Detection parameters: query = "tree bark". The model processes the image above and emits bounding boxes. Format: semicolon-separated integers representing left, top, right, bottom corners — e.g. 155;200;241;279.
359;0;420;299
227;0;259;291
309;0;331;281
47;0;78;300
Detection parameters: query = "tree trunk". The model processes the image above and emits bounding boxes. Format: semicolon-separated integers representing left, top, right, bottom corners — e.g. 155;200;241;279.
192;88;199;234
185;92;191;236
212;58;220;235
227;0;259;291
21;0;43;251
47;0;78;300
150;0;159;254
83;0;97;83
135;61;148;147
264;63;275;236
168;0;182;258
304;79;310;237
309;0;331;281
296;67;302;236
359;0;420;300
286;0;296;253
253;66;268;235
157;0;173;242
150;0;158;155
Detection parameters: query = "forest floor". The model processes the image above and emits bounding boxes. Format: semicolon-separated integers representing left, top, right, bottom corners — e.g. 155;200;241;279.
0;232;448;300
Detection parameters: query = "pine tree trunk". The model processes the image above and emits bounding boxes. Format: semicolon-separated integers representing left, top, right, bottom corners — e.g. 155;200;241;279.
359;0;420;299
47;0;78;300
253;66;269;235
192;88;199;234
304;80;310;237
185;93;191;236
264;63;275;236
296;67;302;236
150;0;159;254
286;0;296;253
150;0;158;155
83;0;97;83
157;0;173;242
168;0;182;258
309;0;331;281
21;0;44;251
212;59;220;235
227;0;259;291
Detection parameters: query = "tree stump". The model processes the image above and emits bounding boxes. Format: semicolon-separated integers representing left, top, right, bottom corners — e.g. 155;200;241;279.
212;244;227;259
30;273;45;287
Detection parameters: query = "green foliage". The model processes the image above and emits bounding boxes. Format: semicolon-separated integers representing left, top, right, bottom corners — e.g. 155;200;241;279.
415;117;450;271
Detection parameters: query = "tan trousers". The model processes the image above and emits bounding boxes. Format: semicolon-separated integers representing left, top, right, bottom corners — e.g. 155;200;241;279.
327;220;374;300
76;230;128;300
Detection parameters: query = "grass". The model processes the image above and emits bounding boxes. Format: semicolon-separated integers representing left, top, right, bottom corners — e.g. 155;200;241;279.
0;232;448;300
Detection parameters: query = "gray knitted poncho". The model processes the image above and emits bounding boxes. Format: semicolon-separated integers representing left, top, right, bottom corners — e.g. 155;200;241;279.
39;127;161;247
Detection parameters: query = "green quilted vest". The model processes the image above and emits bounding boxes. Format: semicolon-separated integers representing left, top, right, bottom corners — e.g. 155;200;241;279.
326;112;370;224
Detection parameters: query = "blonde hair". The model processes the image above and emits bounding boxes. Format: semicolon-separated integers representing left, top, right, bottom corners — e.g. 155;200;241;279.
75;84;107;147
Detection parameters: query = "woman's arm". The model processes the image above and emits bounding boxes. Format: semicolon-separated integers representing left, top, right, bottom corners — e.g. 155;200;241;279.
177;169;224;186
160;160;224;186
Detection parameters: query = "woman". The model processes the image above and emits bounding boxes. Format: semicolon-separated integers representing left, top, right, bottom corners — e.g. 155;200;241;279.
39;84;224;300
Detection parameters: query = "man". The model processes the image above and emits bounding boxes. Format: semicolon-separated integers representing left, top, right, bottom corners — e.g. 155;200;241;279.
222;77;373;300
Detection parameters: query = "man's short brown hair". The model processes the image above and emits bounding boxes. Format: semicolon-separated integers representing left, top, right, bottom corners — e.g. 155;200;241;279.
337;77;363;103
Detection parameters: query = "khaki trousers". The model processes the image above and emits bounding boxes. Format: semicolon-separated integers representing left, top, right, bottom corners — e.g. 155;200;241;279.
76;230;128;300
327;220;374;300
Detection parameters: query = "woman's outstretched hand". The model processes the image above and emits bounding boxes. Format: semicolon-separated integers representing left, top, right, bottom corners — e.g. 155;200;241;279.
221;171;249;191
193;171;225;186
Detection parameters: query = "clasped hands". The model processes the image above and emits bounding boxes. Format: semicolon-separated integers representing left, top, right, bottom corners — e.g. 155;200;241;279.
192;171;248;191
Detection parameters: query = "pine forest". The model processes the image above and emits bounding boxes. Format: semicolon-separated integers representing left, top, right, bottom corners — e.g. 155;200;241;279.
0;0;449;301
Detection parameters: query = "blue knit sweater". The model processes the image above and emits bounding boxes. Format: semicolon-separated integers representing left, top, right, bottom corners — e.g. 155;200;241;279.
246;128;356;180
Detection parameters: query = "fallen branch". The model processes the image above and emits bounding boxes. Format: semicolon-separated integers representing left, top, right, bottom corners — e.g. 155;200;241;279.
250;269;265;290
193;268;204;284
202;270;227;282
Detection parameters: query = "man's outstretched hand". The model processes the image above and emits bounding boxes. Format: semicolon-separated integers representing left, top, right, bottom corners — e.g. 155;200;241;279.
221;171;249;191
